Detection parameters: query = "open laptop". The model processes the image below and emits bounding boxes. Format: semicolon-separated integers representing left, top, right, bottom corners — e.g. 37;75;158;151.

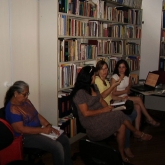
131;72;159;92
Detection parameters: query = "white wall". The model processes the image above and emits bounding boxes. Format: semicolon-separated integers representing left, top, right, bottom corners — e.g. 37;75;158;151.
140;0;162;79
0;0;11;106
0;0;39;110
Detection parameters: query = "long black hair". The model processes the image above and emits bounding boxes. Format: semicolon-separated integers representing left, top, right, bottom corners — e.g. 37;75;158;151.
70;66;96;98
4;81;29;107
113;59;130;77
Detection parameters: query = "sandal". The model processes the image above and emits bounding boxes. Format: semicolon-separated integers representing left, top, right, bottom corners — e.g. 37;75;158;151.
134;132;152;141
146;119;160;127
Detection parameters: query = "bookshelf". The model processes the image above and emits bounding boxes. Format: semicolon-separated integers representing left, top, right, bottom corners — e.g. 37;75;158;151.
39;0;142;140
160;0;165;71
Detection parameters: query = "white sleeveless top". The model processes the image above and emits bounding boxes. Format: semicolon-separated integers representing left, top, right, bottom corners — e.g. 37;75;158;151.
111;74;130;97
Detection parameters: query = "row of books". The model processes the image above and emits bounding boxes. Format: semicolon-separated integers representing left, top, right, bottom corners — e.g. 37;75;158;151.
126;56;140;71
125;42;140;55
58;90;77;138
58;0;142;17
107;25;141;39
58;39;141;62
58;14;141;39
107;7;142;25
89;40;122;55
58;39;97;62
111;0;142;9
58;114;77;138
59;64;80;88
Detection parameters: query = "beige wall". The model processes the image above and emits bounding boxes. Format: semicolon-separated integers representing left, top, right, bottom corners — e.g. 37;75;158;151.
0;0;39;110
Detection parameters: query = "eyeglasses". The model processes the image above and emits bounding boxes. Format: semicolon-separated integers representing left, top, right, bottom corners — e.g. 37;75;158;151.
20;92;30;97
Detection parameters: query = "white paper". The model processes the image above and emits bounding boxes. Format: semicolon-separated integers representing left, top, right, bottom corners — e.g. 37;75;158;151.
112;105;126;111
40;126;64;140
111;100;125;106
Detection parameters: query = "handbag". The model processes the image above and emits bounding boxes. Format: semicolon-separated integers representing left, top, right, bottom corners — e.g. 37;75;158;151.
0;119;23;165
111;100;134;115
122;100;134;115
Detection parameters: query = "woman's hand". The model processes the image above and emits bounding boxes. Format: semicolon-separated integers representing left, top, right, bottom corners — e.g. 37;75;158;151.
42;126;60;135
112;78;123;87
104;105;113;112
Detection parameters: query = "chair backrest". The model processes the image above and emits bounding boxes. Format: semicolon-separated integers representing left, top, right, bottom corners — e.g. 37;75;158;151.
0;107;6;119
0;118;14;150
71;100;86;133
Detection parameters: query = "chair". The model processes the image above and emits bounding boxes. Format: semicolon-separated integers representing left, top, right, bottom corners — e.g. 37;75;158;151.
0;107;45;165
71;101;123;165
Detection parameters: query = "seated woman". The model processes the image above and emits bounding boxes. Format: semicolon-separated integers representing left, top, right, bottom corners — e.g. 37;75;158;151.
4;81;73;165
111;59;160;130
95;60;137;158
71;65;152;164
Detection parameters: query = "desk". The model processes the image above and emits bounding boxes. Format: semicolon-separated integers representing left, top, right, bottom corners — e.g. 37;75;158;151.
131;88;165;112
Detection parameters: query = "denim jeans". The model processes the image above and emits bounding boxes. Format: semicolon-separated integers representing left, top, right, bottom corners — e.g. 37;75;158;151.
125;110;137;148
23;133;73;165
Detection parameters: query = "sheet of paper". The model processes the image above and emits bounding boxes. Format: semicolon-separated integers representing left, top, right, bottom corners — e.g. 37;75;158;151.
40;126;64;140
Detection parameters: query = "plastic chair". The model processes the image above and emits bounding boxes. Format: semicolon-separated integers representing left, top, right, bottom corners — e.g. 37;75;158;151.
0;107;45;165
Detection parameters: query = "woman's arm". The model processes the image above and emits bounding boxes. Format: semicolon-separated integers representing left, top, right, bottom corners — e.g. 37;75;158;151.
38;114;51;127
11;121;53;135
101;80;121;98
111;78;129;96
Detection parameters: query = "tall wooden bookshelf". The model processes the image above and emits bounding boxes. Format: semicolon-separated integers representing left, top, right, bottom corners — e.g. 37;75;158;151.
39;0;142;140
160;0;165;71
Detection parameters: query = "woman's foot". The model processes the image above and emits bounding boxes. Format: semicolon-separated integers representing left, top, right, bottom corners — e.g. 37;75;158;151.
124;148;134;158
146;119;160;127
134;131;152;141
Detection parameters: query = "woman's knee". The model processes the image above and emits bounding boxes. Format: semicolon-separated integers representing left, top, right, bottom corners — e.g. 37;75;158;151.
118;124;126;133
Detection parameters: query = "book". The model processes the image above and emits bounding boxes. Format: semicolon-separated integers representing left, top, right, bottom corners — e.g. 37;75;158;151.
111;100;126;111
111;100;125;106
112;105;126;111
40;126;64;140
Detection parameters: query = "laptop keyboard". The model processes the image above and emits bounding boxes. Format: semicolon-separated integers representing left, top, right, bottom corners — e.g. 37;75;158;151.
132;85;154;92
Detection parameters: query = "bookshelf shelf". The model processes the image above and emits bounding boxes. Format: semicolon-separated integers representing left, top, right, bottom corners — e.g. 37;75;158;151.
39;0;142;139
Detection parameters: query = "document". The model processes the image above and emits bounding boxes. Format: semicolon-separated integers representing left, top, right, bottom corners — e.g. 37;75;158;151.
40;126;64;140
112;105;126;111
111;100;125;106
111;100;126;111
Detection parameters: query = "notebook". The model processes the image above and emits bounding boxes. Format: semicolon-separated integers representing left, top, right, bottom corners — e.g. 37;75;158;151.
131;72;159;92
40;126;64;140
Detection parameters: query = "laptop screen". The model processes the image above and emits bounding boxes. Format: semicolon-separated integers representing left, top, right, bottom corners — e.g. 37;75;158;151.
145;72;159;87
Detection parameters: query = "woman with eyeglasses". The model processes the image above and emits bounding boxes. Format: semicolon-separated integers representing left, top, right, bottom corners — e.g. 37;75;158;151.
4;81;73;165
71;66;152;164
95;60;137;158
111;59;160;130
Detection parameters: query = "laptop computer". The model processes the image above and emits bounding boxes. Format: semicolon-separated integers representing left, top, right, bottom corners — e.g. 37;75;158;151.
131;72;159;92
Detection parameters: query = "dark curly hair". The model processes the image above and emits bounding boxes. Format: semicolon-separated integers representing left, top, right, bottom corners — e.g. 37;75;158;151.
113;59;130;77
